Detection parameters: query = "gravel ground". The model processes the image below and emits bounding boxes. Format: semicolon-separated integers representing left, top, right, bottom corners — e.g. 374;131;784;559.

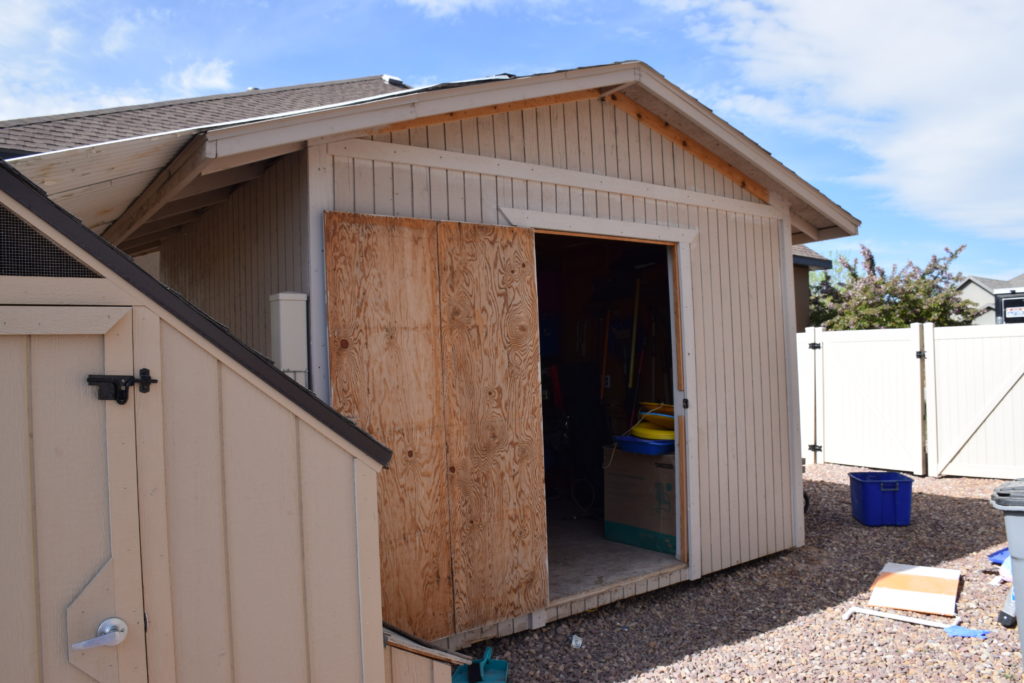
467;464;1021;681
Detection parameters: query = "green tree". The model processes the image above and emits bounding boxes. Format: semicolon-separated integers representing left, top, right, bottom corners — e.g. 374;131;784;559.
809;245;982;330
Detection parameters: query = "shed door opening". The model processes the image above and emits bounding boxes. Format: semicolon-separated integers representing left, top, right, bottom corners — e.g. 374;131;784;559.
535;234;684;602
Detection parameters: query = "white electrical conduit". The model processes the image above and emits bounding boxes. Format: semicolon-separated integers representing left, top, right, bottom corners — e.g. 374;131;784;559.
841;606;961;629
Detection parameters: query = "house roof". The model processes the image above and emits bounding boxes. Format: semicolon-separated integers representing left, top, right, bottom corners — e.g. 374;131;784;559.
4;61;859;249
0;75;407;158
792;244;832;270
960;273;1024;294
0;159;392;467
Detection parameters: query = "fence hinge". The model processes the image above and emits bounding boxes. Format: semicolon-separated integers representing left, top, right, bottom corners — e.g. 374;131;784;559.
808;444;822;453
809;342;822;350
916;350;926;359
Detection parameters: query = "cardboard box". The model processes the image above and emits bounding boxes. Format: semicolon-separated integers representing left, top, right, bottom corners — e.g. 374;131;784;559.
603;446;676;554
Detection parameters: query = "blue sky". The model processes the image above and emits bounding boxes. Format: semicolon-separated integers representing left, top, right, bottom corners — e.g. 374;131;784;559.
2;0;1022;279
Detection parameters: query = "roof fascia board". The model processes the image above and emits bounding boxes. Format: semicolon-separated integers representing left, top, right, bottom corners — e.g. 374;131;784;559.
205;63;643;159
793;254;832;269
634;67;859;237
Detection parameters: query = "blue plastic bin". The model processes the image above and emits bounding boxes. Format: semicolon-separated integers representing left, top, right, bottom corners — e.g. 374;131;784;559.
849;471;912;526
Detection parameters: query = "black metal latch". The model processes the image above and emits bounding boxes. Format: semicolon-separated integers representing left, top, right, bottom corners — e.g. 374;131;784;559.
87;369;158;405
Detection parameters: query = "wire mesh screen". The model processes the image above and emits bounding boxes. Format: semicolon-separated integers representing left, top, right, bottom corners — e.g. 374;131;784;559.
0;202;100;277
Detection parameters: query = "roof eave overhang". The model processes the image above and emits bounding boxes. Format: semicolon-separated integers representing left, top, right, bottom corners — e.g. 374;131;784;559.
630;67;859;239
10;60;858;243
202;61;647;156
201;61;857;239
793;254;833;270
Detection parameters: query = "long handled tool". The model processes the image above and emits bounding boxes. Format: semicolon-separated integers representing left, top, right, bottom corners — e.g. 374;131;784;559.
841;606;961;629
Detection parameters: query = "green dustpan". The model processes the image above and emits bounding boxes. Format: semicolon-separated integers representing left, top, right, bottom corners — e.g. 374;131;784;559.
451;647;508;683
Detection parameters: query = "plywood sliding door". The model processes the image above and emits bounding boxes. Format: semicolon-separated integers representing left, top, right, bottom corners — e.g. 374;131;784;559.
325;212;546;639
325;214;454;639
438;221;547;632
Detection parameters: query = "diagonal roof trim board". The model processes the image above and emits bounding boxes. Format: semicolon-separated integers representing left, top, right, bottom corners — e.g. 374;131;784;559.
202;61;855;236
204;62;644;157
633;69;859;235
10;60;858;240
0;163;391;468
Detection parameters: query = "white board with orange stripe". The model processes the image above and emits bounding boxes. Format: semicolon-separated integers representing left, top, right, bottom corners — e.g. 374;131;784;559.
868;563;961;617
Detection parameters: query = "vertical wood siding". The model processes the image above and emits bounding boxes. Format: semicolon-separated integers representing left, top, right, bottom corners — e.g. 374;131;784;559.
160;152;307;357
331;99;757;223
689;213;794;574
158;320;380;682
384;648;451;683
324;99;795;580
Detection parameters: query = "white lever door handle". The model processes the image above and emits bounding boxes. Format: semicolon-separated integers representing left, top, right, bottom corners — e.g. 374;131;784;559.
71;617;128;650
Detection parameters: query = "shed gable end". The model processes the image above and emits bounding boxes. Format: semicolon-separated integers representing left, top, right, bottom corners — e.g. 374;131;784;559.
356;96;764;214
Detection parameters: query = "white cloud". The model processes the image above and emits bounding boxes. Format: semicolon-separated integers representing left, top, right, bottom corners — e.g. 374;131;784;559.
398;0;498;17
102;16;137;55
0;0;55;48
398;0;561;18
162;59;233;96
649;0;1024;240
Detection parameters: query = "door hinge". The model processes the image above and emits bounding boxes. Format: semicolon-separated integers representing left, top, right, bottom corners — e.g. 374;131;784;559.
86;368;158;405
808;342;822;350
808;444;822;453
916;350;926;359
682;398;689;410
144;613;148;633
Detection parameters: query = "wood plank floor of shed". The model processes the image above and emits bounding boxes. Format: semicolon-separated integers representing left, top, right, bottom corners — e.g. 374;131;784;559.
547;516;682;601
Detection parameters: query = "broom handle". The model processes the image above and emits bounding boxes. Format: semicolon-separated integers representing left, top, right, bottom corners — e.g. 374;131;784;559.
627;278;640;389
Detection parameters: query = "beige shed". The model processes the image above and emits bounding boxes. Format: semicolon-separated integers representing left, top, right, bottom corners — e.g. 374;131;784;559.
0;161;398;682
3;60;861;649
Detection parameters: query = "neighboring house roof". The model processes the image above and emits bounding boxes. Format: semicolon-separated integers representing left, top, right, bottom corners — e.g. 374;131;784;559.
0;75;407;157
0;159;392;467
959;273;1024;294
4;61;859;248
792;244;832;270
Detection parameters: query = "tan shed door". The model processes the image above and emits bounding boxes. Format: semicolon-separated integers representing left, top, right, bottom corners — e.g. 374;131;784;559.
0;306;147;683
325;213;547;639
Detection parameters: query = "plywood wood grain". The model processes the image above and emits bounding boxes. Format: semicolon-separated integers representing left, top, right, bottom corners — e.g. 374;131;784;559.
324;212;455;640
438;221;547;631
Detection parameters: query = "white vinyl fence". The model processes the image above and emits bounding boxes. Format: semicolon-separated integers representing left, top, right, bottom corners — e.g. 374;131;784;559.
798;323;1024;479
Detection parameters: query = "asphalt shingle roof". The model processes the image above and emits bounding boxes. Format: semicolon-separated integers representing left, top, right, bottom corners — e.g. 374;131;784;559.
965;273;1024;293
0;75;407;157
792;244;831;269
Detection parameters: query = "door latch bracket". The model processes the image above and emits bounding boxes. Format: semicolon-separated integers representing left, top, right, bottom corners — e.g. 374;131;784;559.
87;368;158;404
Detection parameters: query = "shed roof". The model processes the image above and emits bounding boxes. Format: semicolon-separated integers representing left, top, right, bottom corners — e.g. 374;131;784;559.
5;61;859;248
0;75;407;157
0;159;391;467
792;244;832;270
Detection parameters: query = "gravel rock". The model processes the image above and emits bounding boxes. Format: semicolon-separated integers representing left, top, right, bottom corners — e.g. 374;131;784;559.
466;465;1021;681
